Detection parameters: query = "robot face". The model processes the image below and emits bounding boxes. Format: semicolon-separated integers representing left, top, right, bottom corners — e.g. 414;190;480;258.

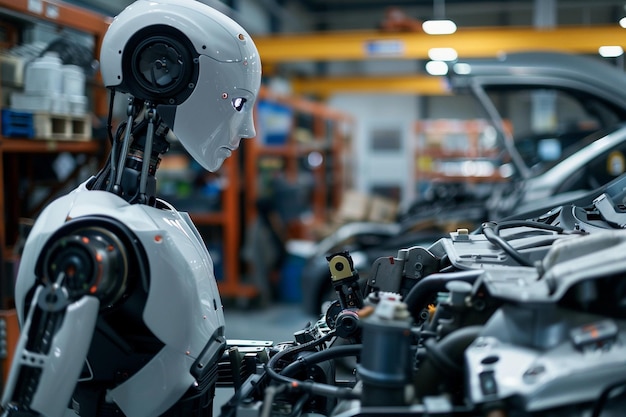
169;53;261;172
100;0;262;172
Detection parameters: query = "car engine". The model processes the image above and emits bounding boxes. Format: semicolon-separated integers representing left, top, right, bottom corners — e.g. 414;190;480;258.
218;175;626;417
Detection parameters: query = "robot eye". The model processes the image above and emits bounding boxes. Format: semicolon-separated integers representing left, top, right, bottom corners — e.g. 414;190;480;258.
232;97;247;112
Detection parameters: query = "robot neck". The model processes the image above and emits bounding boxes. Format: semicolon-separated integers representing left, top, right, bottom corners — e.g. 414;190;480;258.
90;102;171;206
116;127;170;205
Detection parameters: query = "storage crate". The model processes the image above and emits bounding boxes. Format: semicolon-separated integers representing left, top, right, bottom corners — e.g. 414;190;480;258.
257;100;292;145
11;92;55;113
33;113;91;140
1;109;34;138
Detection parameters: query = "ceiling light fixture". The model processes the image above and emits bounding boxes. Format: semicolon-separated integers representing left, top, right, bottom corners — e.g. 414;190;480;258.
422;20;457;35
425;60;449;75
428;47;458;61
422;0;457;35
599;45;624;57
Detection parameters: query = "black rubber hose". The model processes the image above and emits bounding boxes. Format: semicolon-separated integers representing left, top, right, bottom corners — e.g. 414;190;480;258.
263;330;360;400
493;220;564;234
280;344;362;377
264;361;360;400
404;270;482;324
482;222;534;267
414;325;484;397
267;329;336;371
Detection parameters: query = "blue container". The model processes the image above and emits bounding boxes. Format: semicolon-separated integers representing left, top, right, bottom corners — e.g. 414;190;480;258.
257;100;292;145
279;253;305;303
2;109;34;138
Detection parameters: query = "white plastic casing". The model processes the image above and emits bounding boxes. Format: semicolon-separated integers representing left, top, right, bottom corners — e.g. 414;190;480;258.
99;0;262;172
13;182;225;417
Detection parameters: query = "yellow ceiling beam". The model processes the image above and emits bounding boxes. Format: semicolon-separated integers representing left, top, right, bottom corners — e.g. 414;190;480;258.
254;25;626;63
291;75;450;97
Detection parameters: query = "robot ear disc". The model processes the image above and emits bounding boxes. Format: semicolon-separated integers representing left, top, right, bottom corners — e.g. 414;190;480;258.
124;26;199;104
131;35;190;97
138;42;183;88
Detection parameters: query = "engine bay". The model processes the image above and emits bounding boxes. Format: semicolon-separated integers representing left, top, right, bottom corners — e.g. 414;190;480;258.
217;175;626;417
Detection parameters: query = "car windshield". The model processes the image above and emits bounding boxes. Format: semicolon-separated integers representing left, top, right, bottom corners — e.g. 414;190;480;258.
526;123;626;176
483;86;626;177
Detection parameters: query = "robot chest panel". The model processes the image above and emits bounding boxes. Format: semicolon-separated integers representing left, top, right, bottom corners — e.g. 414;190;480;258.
136;209;224;352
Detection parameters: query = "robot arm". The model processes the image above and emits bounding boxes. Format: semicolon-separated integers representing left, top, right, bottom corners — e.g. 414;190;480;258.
2;225;130;417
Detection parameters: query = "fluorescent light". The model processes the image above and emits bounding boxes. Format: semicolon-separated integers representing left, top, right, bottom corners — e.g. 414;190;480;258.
599;45;624;57
422;19;457;35
428;47;458;61
453;62;471;74
425;60;449;75
620;17;626;28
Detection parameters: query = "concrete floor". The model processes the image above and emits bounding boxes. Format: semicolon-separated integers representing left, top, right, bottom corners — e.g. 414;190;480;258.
222;302;317;342
214;302;320;415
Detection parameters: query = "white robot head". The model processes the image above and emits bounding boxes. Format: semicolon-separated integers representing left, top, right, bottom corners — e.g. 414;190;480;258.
100;0;262;172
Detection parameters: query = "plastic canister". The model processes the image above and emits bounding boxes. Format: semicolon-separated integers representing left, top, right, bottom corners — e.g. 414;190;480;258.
62;65;85;96
24;52;63;95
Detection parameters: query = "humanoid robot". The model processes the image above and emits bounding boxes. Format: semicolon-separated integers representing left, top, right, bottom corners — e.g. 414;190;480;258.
1;0;261;416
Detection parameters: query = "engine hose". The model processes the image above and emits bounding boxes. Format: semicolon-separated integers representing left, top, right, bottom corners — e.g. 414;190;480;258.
591;379;626;417
267;329;336;370
482;222;533;267
222;333;338;417
280;344;362;377
404;270;482;324
263;330;360;400
493;220;564;234
414;325;484;397
264;362;360;400
265;343;361;399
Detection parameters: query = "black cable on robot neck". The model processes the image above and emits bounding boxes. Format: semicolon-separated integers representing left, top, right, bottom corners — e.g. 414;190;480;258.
129;119;170;156
109;107;169;205
93;98;172;207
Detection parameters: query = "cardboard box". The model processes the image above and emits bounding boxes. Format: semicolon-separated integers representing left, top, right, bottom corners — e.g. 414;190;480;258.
368;195;398;223
335;189;370;222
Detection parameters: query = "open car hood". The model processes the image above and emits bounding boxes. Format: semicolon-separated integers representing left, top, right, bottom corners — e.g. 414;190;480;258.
445;51;626;179
448;51;626;111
